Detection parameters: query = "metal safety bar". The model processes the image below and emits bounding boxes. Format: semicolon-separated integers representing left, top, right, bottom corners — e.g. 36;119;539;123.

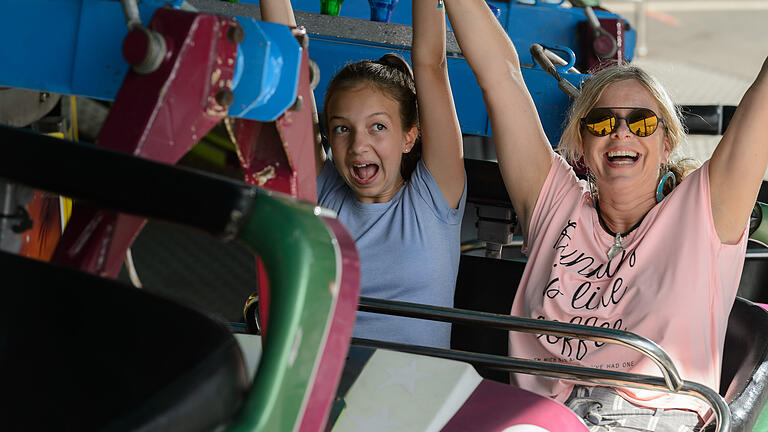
352;337;730;432
359;296;683;390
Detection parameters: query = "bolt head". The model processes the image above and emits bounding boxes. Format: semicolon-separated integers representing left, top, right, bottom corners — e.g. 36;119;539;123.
291;95;304;112
216;89;235;107
227;26;245;44
122;28;150;66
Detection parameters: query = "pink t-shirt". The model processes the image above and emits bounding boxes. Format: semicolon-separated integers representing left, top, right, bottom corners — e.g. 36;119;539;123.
509;155;747;419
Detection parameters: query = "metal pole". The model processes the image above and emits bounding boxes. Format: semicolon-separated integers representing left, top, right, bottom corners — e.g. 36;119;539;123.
636;0;648;57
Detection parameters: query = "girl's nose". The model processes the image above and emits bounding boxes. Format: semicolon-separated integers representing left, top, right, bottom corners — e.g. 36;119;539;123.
350;129;369;153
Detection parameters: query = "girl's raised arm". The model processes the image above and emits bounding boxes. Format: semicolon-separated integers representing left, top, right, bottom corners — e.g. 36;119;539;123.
412;0;464;208
709;57;768;243
260;0;325;177
444;0;553;237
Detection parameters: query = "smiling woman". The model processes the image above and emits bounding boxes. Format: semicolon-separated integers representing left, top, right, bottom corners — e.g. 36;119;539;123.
444;0;768;429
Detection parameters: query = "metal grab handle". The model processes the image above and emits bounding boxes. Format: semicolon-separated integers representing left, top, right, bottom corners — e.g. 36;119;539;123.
584;6;618;58
120;0;141;30
543;49;580;75
358;296;683;391
530;44;581;99
353;338;730;432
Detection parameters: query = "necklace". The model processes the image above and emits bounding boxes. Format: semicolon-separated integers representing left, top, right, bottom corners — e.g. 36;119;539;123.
595;201;644;260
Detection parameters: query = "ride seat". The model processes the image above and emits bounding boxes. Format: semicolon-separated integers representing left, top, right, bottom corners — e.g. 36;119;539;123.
0;251;249;432
709;297;768;432
451;254;526;383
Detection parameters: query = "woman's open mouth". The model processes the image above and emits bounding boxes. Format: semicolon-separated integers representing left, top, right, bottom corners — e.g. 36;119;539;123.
605;150;639;166
351;162;380;185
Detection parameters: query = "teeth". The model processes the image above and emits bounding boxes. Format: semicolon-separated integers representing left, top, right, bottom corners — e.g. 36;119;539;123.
353;163;371;168
607;150;638;158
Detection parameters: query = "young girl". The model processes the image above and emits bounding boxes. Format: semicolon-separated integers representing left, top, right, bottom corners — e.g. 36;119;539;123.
262;0;465;349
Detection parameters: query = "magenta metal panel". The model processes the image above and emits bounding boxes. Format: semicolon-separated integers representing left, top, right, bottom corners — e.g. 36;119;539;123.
51;8;239;276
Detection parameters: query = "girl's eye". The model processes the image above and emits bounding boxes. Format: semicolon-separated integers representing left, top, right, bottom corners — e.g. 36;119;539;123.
372;123;386;132
332;125;349;134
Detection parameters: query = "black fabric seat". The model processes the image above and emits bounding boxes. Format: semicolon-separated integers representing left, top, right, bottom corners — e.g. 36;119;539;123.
0;251;249;432
710;297;768;431
451;254;526;383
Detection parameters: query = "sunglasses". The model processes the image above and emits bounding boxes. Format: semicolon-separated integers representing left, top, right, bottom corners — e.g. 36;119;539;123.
581;107;664;138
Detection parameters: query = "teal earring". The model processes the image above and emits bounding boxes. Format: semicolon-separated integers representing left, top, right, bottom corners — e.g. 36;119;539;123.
656;165;676;203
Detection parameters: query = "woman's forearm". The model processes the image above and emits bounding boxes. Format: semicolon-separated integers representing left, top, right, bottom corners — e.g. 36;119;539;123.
444;0;522;89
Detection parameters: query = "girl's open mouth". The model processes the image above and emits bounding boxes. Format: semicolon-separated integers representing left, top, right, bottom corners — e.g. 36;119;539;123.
352;162;379;184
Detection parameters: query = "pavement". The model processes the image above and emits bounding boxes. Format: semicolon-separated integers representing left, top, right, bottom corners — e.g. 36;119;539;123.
601;0;767;170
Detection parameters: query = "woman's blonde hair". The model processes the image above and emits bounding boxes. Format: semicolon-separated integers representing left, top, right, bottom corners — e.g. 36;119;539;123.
557;64;697;192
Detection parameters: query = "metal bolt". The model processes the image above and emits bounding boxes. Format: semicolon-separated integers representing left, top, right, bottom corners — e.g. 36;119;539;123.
291;95;304;112
227;26;245;44
291;26;309;50
122;26;167;75
39;92;49;103
308;59;320;90
216;89;235;107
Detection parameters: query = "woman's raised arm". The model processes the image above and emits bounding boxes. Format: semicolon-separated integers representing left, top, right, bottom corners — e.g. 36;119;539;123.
709;57;768;244
412;0;464;208
444;0;554;237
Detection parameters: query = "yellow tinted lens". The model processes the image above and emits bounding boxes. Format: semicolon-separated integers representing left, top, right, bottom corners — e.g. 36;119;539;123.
585;110;616;136
628;109;658;137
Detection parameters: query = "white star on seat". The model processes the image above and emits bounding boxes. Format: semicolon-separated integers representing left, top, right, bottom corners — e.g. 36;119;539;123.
379;360;432;394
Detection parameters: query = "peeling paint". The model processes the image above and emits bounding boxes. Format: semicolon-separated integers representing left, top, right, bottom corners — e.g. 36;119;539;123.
252;165;276;186
210;68;221;86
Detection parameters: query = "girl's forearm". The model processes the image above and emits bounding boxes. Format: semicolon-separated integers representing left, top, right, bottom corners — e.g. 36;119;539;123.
260;0;297;26
412;0;448;69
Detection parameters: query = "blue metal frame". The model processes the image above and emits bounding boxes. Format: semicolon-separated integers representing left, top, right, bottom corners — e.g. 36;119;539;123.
0;0;632;142
0;0;301;122
281;0;635;65
309;34;587;142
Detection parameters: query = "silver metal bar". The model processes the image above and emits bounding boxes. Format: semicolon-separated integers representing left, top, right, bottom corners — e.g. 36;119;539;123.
635;0;648;57
353;338;730;432
120;0;141;30
359;296;684;391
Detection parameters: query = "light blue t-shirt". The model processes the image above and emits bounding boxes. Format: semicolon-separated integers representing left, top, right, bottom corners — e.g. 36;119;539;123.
318;158;466;348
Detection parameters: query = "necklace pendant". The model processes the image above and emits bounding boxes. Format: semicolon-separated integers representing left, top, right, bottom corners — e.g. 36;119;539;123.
607;233;623;260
